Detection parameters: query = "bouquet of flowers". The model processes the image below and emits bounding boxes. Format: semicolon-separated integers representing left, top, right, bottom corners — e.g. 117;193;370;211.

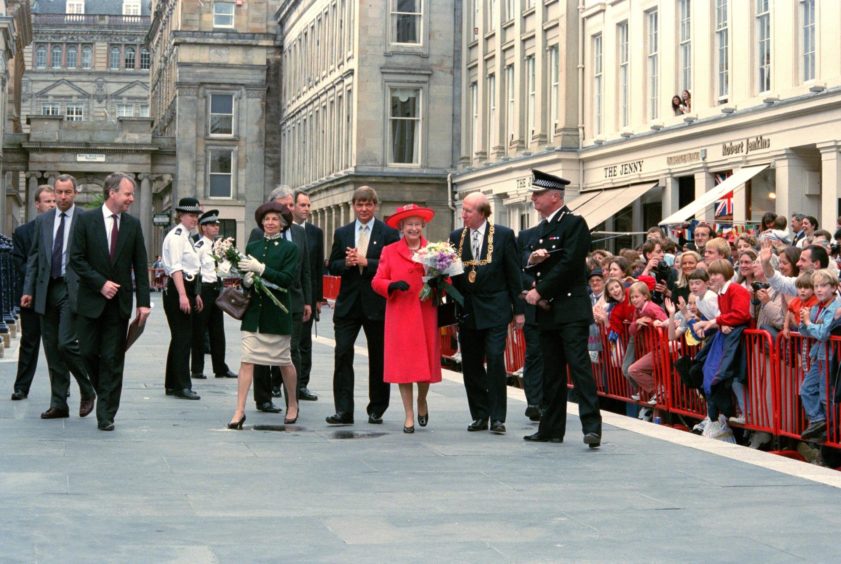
412;242;464;306
212;237;288;314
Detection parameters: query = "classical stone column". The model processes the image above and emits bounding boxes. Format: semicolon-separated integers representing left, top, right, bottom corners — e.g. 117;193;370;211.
46;172;59;187
660;175;679;224
818;142;841;233
693;169;714;223
138;174;153;258
26;172;42;221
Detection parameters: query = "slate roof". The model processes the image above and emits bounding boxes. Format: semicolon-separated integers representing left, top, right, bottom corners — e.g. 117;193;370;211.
33;0;152;16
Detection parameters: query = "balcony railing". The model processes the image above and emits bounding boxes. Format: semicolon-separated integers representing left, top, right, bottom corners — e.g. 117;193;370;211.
33;14;151;29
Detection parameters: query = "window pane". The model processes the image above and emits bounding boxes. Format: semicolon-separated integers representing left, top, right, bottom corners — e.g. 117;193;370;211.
36;46;47;68
125;46;136;69
393;0;421;44
211;94;233;114
214;2;235;27
66;46;77;68
110;47;121;69
210;94;234;135
209;150;233;198
390;88;420;163
81;46;92;68
51;46;62;68
140;49;151;70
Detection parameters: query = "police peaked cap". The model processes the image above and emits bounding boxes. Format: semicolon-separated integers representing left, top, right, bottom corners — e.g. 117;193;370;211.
199;209;220;225
529;169;571;192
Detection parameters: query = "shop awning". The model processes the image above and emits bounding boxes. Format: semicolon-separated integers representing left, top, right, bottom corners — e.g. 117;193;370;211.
571;182;660;229
564;190;604;213
658;165;769;226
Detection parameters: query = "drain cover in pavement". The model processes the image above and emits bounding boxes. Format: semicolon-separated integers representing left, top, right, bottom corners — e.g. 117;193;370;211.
331;431;387;439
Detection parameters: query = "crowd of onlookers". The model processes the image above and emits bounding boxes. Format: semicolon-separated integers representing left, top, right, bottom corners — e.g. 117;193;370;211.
582;212;841;460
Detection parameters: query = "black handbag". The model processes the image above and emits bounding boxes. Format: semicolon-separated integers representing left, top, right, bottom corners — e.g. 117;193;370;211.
215;286;251;320
437;295;459;327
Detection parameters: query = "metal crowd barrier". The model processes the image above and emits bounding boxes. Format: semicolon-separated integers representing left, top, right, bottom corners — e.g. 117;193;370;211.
0;235;16;342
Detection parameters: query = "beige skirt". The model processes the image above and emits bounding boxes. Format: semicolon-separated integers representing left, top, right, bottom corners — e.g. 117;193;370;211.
241;331;291;366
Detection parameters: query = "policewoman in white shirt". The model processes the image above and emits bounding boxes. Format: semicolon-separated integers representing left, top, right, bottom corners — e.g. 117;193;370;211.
162;197;203;400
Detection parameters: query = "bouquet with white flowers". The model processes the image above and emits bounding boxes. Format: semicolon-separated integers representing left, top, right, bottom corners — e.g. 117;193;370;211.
412;242;464;305
212;237;288;314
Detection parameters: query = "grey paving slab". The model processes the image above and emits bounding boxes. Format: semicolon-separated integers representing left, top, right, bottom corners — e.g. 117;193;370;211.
2;294;841;562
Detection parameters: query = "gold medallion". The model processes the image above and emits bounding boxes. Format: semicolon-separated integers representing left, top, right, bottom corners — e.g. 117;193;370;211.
468;270;477;284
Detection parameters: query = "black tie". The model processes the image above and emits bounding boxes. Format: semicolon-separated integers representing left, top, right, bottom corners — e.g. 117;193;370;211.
51;212;66;279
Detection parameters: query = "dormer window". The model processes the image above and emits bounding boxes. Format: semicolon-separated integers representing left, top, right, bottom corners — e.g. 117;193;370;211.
123;0;141;16
66;0;85;14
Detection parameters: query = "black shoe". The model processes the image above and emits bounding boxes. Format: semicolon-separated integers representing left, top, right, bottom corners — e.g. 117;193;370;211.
523;432;563;443
172;388;201;400
41;407;70;419
467;418;489;432
191;372;207;380
403;425;415;434
298;387;318;401
227;414;246;430
216;370;238;379
583;432;602;449
801;420;827;441
165;388;175;396
271;386;282;398
490;421;506;435
257;402;282;413
326;412;354;425
98;420;115;431
525;405;542;422
10;390;27;401
368;413;384;424
418;412;429;427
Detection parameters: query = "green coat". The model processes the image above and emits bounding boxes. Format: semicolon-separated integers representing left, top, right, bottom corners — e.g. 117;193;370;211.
240;236;299;335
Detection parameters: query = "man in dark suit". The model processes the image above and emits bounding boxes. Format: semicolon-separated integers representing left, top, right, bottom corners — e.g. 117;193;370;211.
523;169;602;448
449;192;524;435
69;172;151;431
516;224;545;422
249;186;312;413
22;174;96;419
293;190;324;401
10;186;56;401
326;186;399;425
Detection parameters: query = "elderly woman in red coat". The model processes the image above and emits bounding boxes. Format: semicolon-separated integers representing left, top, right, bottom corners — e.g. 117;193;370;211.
372;204;442;434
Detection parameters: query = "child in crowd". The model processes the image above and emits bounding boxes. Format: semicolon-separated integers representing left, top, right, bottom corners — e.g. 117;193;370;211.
627;282;668;408
798;269;841;441
783;273;817;340
693;259;752;434
687;269;720;327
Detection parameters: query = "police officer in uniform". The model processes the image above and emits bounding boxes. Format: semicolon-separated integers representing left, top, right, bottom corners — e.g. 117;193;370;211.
162;197;203;400
523;170;602;448
191;210;237;380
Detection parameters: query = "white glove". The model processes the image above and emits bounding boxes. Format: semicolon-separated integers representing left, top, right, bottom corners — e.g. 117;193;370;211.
242;272;255;288
238;255;265;275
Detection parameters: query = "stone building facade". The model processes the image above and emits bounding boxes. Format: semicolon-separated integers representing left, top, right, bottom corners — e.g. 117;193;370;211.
0;0;32;233
147;0;281;245
276;0;462;246
453;0;841;249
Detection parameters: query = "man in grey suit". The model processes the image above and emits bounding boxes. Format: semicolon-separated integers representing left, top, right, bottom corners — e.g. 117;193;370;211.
22;174;96;419
249;185;312;411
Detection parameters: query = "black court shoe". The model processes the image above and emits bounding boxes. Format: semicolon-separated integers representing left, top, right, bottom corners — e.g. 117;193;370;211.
227;414;246;430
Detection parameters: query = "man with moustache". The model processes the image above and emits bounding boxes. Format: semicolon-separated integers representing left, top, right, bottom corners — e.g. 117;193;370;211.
522;169;602;448
10;186;55;401
326;186;399;425
249;185;312;413
70;172;151;431
22;175;96;419
449;192;524;435
292;190;324;401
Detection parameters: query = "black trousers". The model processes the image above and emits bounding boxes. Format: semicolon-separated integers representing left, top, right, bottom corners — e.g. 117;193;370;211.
12;306;41;394
253;312;303;406
299;315;315;389
190;285;230;376
76;300;129;424
42;278;95;409
332;314;389;417
163;279;198;391
538;322;602;439
522;322;544;408
458;323;509;422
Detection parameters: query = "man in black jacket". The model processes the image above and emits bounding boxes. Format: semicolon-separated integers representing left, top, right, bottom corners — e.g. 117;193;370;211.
449;192;524;435
325;186;399;425
10;186;56;400
293;190;324;401
523;169;602;448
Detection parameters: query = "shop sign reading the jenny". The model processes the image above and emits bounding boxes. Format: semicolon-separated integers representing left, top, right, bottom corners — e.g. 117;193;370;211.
603;159;644;179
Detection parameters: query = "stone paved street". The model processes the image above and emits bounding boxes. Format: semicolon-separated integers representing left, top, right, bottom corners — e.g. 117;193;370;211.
2;295;841;563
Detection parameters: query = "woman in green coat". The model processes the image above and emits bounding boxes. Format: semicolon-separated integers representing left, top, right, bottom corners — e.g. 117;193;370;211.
228;202;299;429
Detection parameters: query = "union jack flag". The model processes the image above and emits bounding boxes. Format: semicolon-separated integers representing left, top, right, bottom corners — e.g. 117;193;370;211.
714;171;733;219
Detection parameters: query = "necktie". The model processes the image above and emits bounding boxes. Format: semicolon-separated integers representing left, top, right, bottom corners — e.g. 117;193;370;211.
110;214;119;262
357;225;369;273
472;230;481;259
51;212;66;279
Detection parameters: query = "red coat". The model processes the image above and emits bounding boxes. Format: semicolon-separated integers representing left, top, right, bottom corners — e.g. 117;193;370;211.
372;237;442;384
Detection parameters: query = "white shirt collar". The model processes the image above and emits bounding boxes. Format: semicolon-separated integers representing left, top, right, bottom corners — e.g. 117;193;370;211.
101;204;119;221
355;218;373;231
718;280;732;296
544;206;564;224
471;220;488;236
